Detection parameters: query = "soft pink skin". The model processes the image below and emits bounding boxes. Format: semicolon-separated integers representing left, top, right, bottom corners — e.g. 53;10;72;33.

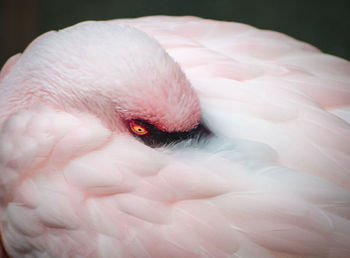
1;16;350;258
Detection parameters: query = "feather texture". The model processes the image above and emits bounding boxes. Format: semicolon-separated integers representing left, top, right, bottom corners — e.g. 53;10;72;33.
0;16;350;258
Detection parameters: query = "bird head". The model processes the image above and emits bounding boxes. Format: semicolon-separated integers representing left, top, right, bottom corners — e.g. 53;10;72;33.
1;22;210;146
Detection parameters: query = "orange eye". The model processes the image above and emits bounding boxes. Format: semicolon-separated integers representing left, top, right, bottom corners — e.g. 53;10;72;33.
129;121;149;136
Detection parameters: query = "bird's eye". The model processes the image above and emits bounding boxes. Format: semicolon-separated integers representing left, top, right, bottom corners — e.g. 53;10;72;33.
129;120;149;136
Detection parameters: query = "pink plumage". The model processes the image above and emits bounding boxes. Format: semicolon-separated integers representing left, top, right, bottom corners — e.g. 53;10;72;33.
0;16;350;258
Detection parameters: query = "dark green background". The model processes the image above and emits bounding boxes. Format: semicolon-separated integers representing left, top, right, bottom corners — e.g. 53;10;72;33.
1;0;350;67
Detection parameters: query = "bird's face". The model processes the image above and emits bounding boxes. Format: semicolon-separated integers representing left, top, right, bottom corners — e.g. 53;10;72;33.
1;22;210;147
110;49;210;146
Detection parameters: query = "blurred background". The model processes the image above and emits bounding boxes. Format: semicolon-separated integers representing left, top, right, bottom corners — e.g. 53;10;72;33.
1;0;350;67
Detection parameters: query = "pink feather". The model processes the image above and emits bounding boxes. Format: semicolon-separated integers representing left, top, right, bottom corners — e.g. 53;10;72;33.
0;16;349;258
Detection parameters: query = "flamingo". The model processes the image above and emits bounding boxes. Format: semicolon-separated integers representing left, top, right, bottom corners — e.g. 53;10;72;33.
0;16;349;258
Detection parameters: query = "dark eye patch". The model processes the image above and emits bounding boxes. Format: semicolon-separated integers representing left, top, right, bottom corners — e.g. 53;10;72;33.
128;119;212;147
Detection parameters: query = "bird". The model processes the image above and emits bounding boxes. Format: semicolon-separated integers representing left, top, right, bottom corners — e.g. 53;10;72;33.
0;15;349;258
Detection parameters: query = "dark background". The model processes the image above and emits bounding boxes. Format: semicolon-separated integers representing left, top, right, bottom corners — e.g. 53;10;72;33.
1;0;350;67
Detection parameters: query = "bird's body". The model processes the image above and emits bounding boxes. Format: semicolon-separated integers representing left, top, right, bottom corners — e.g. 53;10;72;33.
0;16;350;258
